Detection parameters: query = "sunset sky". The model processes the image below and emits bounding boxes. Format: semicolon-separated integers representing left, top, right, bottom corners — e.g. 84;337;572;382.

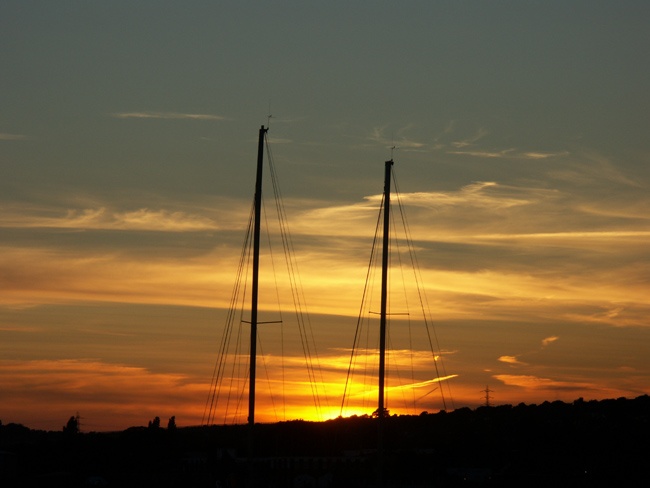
2;1;649;432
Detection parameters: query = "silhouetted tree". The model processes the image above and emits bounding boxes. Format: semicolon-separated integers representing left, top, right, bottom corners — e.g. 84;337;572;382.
372;407;390;418
63;415;79;434
148;416;161;429
167;416;176;431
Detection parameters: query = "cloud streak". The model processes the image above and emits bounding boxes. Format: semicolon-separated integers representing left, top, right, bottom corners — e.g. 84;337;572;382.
493;374;597;391
0;133;27;140
450;127;489;148
112;111;225;121
499;356;525;365
449;149;569;160
367;125;427;151
0;205;232;232
542;336;559;347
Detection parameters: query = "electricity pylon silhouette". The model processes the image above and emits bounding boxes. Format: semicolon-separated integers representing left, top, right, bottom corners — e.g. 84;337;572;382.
482;386;494;407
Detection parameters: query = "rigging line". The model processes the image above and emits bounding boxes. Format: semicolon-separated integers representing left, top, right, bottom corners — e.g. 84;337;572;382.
392;170;454;410
415;386;439;403
363;210;383;411
392;172;446;410
262;192;287;420
363;203;384;410
390;208;418;413
267;154;314;358
215;268;246;423
340;199;380;414
266;139;327;417
265;138;309;416
232;237;256;428
225;209;254;407
268;141;326;417
257;336;281;422
228;219;254;415
362;342;374;411
204;201;255;424
204;227;246;423
264;140;302;419
262;197;283;324
387;330;417;414
363;225;382;412
232;365;249;425
361;328;374;412
340;192;385;416
224;245;251;425
225;217;255;425
266;140;316;405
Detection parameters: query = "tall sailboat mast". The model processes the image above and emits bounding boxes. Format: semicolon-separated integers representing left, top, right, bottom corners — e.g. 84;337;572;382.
377;159;394;488
249;124;267;428
378;159;393;418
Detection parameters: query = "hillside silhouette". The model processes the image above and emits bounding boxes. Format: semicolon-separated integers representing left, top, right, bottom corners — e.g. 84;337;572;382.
1;395;649;487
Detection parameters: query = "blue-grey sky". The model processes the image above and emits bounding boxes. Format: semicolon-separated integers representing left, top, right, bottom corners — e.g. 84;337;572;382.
2;1;649;431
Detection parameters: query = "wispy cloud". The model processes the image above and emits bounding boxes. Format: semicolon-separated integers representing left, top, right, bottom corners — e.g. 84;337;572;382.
564;304;650;328
451;127;488;148
498;337;558;368
498;355;525;365
392;375;458;390
430;118;572;161
112;111;225;121
0;206;220;232
386;182;542;210
549;151;643;188
542;336;559;347
471;230;650;241
494;374;597;392
523;151;569;160
449;149;569;160
0;133;27;140
368;125;426;150
433;120;457;143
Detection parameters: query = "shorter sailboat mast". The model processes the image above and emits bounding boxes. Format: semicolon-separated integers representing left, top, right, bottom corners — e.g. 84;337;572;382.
378;159;393;418
249;124;267;428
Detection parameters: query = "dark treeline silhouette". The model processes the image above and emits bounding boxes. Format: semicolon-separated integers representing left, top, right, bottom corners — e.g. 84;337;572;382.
1;395;649;487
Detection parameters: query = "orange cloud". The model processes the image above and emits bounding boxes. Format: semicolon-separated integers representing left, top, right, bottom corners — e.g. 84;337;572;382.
498;356;524;365
493;374;603;394
542;336;559;347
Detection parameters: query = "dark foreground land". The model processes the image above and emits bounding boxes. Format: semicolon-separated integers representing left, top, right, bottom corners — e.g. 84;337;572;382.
2;395;649;487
